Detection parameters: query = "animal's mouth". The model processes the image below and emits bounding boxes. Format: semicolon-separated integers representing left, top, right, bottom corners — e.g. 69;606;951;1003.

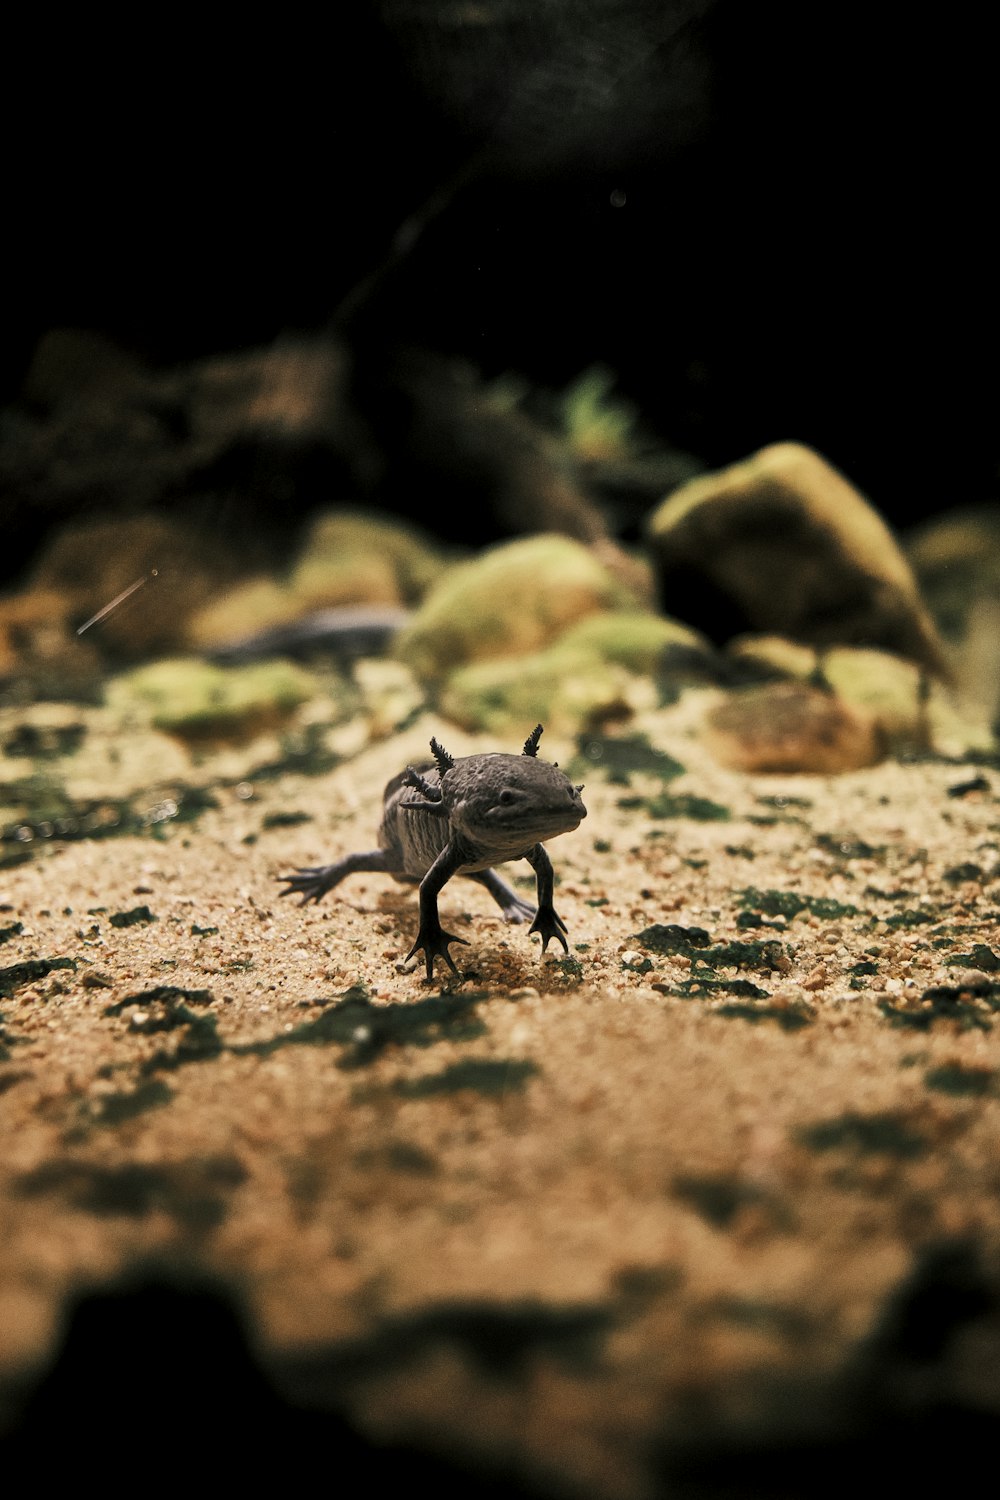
492;806;587;841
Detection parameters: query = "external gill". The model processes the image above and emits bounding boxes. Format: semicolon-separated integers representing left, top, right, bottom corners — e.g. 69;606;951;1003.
399;765;448;815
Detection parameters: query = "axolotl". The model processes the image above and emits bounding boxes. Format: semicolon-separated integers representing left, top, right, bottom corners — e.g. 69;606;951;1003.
277;724;587;977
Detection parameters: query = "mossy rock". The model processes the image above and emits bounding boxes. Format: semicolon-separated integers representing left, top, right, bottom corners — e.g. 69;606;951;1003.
436;606;695;735
109;657;317;744
186;511;447;652
726;634;819;681
396;534;636;685
186;577;303;651
441;643;654;737
647;442;948;675
290;510;446;612
906;504;1000;644
821;645;995;756
553;611;706;676
820;647;927;747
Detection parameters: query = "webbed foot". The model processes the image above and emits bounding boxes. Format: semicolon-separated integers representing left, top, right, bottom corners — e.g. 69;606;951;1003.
404;922;470;979
529;903;569;954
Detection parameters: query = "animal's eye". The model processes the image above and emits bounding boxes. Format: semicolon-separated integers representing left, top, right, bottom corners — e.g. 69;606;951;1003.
499;789;516;805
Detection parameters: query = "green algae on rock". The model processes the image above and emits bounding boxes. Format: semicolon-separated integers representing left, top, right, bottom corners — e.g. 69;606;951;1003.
290;510;446;610
635;925;787;975
835;647;994;758
437;612;695;736
395;534;635;685
736;887;861;922
108;657;318;744
440;645;647;736
618;790;731;821
554;610;706;675
108;905;157;928
726;634;819;682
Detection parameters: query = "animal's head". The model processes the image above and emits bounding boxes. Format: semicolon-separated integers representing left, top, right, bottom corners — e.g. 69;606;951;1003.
404;725;586;856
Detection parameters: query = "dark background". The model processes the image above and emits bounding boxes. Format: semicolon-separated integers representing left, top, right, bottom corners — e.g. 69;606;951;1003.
5;0;996;530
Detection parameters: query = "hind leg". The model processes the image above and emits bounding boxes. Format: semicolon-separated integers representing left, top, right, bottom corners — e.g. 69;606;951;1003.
468;869;535;923
277;850;393;905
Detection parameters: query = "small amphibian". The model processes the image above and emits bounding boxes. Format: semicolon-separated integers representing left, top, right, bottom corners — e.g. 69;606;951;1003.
277;724;587;977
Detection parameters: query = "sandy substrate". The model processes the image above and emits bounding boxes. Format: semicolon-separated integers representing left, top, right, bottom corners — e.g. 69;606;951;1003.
2;689;1000;1492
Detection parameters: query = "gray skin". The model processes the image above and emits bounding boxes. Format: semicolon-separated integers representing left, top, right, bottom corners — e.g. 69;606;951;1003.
277;724;587;978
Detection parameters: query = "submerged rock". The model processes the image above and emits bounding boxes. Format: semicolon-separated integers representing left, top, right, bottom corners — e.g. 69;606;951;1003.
438;609;698;735
441;645;652;737
395;533;635;685
108;658;318;745
552;610;706;675
203;606;412;666
726;634;819;682
288;509;446;612
726;636;992;757
29;513;240;663
906;504;1000;724
648;442;948;675
703;680;883;774
820;647;930;751
187;509;445;654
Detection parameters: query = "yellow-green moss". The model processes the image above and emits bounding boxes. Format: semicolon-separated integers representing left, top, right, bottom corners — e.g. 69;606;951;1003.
186;578;303;651
554;611;706;675
820;647;927;746
441;643;654;737
726;634;819;680
290;510;447;611
396;534;636;685
108;657;317;744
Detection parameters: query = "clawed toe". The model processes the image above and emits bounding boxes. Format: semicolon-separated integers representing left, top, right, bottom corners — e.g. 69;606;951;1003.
276;868;332;905
502;897;537;925
529;905;570;954
404;924;470;979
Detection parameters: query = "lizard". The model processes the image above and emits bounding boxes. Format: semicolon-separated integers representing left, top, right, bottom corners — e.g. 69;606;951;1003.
277;724;587;978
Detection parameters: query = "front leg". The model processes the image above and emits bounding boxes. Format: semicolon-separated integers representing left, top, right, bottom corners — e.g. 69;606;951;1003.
277;849;391;905
405;841;470;979
525;844;569;954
